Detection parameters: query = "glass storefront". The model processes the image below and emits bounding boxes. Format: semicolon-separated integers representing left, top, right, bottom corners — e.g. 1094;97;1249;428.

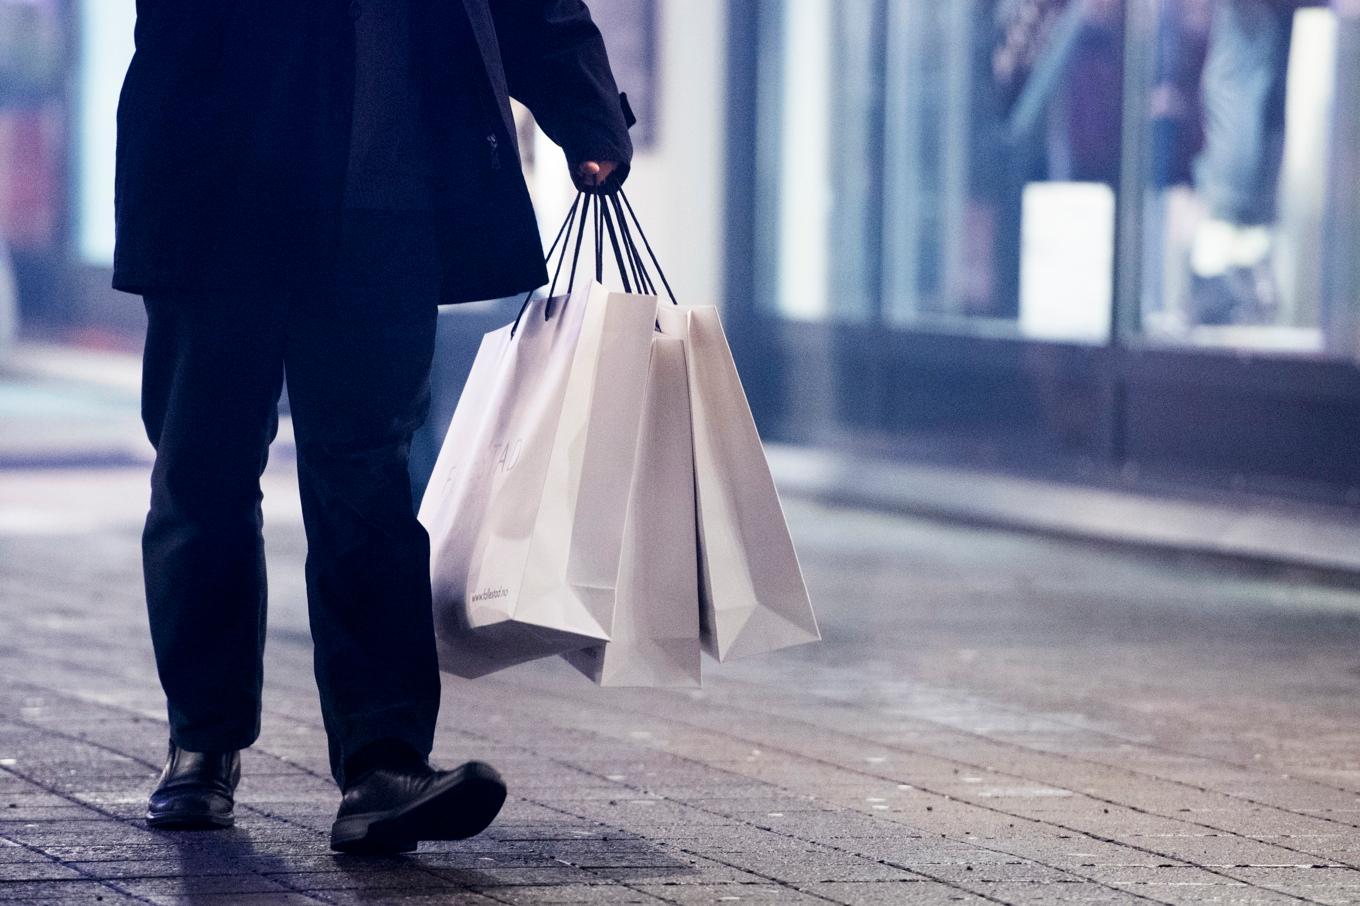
753;0;1125;342
7;0;1358;499
750;0;1359;352
729;0;1360;499
1132;0;1355;356
0;0;68;330
74;0;134;269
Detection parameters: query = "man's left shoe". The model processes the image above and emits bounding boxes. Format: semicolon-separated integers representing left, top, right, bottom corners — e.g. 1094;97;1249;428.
146;742;240;830
330;760;506;855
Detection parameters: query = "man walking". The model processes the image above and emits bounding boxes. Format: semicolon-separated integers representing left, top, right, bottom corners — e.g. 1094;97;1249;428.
114;0;631;854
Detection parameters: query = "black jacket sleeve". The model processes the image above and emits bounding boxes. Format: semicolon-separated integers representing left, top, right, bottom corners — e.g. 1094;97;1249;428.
488;0;634;175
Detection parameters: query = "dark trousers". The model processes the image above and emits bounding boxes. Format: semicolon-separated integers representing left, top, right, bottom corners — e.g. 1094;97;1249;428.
141;212;442;787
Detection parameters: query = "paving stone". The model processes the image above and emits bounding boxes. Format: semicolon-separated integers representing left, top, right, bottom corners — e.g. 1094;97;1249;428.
1079;883;1307;905
68;858;255;880
797;880;998;904
138;895;323;906
469;884;670;904
0;878;135;902
948;879;1152;904
0;860;84;882
257;866;465;893
633;882;834;904
3;461;1360;904
111;872;295;897
322;892;503;906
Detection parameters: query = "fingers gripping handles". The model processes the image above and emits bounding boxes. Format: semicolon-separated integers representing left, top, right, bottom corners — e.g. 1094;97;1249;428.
511;190;676;338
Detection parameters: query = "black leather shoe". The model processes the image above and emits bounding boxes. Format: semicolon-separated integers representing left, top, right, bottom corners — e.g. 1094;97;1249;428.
146;742;240;830
330;760;506;855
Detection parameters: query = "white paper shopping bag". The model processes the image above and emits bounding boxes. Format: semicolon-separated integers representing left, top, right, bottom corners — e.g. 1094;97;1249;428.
563;334;701;687
419;282;657;677
655;305;820;662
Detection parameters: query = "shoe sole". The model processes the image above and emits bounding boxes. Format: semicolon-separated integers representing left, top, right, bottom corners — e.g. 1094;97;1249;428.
329;761;506;855
146;811;234;830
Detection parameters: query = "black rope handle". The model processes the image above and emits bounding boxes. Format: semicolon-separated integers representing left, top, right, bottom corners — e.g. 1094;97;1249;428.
610;193;647;293
512;193;581;337
617;190;677;305
546;193;581;264
595;192;634;290
594;190;604;284
599;197;634;295
610;193;654;296
559;190;594;312
510;187;675;339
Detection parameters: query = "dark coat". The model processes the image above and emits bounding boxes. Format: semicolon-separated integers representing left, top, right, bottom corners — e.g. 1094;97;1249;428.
112;0;632;304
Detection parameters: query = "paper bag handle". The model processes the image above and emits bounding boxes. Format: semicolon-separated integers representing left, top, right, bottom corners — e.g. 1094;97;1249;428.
512;191;593;336
511;187;677;338
611;190;677;306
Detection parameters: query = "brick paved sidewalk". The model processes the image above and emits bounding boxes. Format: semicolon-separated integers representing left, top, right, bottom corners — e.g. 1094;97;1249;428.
2;463;1359;905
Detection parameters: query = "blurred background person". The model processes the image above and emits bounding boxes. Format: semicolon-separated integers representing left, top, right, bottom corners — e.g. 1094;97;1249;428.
1189;0;1327;325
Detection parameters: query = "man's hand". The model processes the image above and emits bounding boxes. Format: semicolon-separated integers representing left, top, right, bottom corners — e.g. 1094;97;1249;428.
574;160;621;192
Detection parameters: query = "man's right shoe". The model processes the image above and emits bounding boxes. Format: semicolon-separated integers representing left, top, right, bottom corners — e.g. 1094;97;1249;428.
146;742;240;830
330;760;506;855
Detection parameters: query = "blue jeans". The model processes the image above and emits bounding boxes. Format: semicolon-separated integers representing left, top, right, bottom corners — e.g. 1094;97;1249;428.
1194;0;1313;225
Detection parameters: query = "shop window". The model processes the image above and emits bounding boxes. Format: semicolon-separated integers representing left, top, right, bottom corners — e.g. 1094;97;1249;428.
74;0;135;267
750;0;1360;358
753;0;1125;344
1134;0;1358;358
